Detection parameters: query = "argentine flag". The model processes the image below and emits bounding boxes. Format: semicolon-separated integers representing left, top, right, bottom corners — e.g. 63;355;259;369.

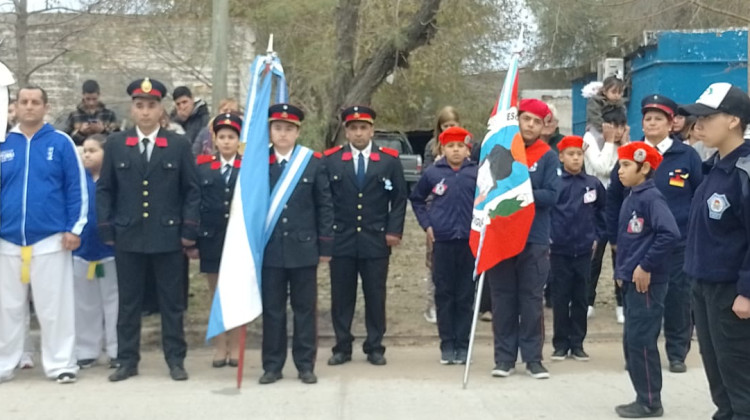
206;54;287;340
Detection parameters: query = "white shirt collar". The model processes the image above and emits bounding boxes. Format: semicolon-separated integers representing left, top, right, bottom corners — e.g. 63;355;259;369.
220;154;237;168
273;147;293;163
135;126;159;143
350;141;373;158
645;136;673;155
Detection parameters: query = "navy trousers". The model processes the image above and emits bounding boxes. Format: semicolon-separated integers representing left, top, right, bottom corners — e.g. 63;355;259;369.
663;246;692;363
692;280;750;420
487;243;548;364
432;240;475;353
622;281;667;409
551;253;590;352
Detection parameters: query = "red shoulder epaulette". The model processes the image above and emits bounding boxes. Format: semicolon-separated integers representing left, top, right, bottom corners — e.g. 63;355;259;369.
324;145;343;156
379;146;399;158
313;151;323;159
196;154;216;165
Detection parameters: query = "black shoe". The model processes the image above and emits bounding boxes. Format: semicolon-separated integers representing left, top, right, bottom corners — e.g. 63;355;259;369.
109;366;138;382
77;359;96;369
571;348;590;361
668;361;686;373
551;349;568;361
298;371;317;384
108;359;120;369
327;353;352;366
615;401;663;418
491;362;515;377
169;365;189;381
367;352;387;366
212;359;227;368
440;349;455;365
228;359;239;367
526;361;550;379
453;349;468;365
56;372;77;384
258;371;282;384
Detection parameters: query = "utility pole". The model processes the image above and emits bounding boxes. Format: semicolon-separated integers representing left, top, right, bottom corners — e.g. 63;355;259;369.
211;0;230;113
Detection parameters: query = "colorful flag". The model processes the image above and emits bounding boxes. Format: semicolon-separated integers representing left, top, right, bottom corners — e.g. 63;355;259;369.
206;54;288;340
470;49;535;274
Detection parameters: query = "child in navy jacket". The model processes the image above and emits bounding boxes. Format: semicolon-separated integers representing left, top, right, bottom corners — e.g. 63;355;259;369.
410;126;477;365
549;136;606;362
681;83;750;420
614;142;680;418
74;134;118;368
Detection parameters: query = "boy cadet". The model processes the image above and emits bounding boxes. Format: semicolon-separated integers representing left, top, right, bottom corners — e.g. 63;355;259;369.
487;98;560;380
0;85;87;384
97;78;200;382
607;95;703;372
259;103;334;385
324;105;407;367
681;83;750;420
614;142;680;418
550;135;606;362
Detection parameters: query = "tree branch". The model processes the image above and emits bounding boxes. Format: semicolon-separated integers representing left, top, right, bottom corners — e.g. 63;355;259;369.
690;0;750;24
26;48;68;78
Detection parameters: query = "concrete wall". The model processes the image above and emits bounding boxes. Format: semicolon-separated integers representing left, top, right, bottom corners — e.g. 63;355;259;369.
0;13;256;127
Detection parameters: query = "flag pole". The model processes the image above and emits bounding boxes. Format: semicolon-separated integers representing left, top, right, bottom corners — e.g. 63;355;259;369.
235;34;276;390
463;223;488;389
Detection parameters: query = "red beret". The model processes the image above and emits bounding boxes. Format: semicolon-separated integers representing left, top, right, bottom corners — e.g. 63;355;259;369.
617;142;663;170
438;126;472;148
518;99;551;121
558;135;584;152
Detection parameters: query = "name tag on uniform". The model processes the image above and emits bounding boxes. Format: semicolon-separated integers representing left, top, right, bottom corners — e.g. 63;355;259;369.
627;212;644;234
529;162;538;173
707;193;730;220
583;188;597;204
432;178;447;196
383;178;393;191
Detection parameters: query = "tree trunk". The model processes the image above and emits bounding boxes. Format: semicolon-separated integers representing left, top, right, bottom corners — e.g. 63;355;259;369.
325;0;442;147
14;0;29;85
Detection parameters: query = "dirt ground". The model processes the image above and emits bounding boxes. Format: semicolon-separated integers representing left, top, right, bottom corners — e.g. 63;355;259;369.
165;207;621;348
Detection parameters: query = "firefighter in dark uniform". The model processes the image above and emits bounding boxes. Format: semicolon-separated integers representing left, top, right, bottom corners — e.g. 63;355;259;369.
195;112;244;368
97;78;200;382
324;106;407;366
259;103;334;385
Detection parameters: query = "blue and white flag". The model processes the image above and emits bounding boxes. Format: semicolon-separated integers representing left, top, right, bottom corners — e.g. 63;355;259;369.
206;54;288;340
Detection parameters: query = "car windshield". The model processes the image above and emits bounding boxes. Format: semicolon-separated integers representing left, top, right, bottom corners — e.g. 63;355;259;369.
373;137;404;153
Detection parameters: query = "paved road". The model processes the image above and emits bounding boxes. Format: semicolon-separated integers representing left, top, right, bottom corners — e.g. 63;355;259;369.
1;339;714;420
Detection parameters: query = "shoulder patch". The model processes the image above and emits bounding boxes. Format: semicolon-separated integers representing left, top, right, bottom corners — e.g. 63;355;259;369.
379;146;399;158
313;151;323;159
196;154;216;165
324;145;343;156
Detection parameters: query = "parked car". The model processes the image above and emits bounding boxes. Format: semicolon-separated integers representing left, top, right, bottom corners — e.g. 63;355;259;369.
372;130;422;190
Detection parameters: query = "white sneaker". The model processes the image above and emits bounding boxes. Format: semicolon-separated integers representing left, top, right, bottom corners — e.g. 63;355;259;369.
18;352;34;369
587;306;595;319
423;307;437;324
616;306;625;324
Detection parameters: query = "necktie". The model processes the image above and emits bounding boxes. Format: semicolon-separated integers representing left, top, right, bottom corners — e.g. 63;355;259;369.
356;152;366;189
222;163;232;184
279;159;287;169
141;138;150;163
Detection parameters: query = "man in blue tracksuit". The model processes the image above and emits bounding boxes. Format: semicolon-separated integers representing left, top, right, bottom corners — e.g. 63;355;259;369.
0;86;87;384
614;142;680;418
681;83;750;420
410;126;477;365
607;94;703;373
487;99;560;379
